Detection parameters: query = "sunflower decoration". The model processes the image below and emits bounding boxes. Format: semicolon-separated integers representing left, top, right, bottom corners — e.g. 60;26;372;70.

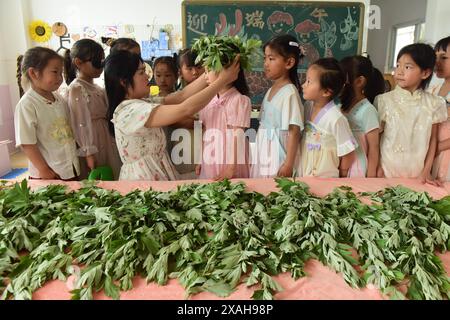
29;20;53;43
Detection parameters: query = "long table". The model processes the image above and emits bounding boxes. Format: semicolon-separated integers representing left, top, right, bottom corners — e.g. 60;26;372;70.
25;178;450;300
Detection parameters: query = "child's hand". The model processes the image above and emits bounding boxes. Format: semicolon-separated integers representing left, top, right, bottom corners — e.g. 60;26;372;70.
195;164;201;176
86;155;95;170
418;172;443;187
277;163;293;177
214;164;235;181
217;54;240;85
40;167;60;180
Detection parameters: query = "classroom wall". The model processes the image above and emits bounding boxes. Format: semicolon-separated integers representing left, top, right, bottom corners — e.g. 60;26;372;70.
424;0;450;45
367;0;428;73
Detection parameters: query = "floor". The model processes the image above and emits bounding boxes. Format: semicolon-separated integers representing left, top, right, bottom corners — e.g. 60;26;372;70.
0;151;29;180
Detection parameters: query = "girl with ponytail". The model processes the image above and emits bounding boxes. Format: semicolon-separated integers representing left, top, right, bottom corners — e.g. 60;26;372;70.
64;38;122;179
251;34;305;178
339;55;385;177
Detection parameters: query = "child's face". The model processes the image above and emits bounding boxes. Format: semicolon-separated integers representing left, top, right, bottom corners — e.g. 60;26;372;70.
435;45;450;79
30;58;64;92
204;68;219;85
154;63;177;94
127;62;150;99
263;46;292;80
180;63;205;84
394;53;431;92
302;65;329;101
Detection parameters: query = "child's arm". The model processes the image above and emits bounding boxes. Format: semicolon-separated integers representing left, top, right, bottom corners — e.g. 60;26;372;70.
164;75;207;105
419;123;442;186
339;151;355;177
171;116;195;129
21;144;60;179
68;85;97;170
145;59;240;128
366;129;380;178
376;121;385;177
214;126;242;181
437;138;450;155
278;125;300;177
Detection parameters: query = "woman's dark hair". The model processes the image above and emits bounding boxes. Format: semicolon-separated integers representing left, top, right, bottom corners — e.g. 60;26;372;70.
311;58;346;99
110;38;140;54
104;50;143;135
435;36;450;52
177;48;200;68
397;43;436;90
153;56;178;77
19;46;63;88
64;38;105;85
339;55;385;111
263;34;304;92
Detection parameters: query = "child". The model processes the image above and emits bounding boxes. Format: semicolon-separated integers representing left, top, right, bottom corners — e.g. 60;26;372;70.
177;48;205;87
153;56;178;97
431;36;450;181
339;55;385;177
110;38;141;55
196;46;252;180
375;43;447;185
251;34;304;178
301;58;357;178
14;47;80;180
104;50;240;181
64;38;122;180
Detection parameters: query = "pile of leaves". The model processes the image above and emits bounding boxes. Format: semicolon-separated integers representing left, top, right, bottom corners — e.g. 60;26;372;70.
192;35;261;72
0;179;449;300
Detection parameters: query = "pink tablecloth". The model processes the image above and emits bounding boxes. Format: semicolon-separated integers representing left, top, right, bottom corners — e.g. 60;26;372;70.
28;178;450;300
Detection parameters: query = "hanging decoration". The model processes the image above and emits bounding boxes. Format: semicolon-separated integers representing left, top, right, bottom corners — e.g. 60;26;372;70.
29;20;53;43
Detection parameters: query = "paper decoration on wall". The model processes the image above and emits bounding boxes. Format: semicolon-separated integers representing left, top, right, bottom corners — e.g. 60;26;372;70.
29;20;52;42
52;22;67;37
159;32;169;50
124;24;135;36
141;39;159;60
83;26;97;39
72;34;81;41
104;25;119;38
52;22;71;53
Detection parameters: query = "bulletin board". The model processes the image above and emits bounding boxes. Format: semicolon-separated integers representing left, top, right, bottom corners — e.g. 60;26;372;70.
182;1;365;106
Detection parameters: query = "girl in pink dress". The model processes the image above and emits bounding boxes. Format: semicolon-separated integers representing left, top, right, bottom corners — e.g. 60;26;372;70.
339;56;385;177
196;52;252;180
64;39;122;179
431;36;450;182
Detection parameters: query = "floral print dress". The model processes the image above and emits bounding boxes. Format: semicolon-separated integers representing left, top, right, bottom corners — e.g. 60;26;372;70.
112;99;179;181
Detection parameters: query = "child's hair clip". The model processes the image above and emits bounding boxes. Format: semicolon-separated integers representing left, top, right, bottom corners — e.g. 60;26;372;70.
289;41;299;47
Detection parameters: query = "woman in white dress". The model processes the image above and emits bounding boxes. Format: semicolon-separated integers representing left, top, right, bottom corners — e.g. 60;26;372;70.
104;50;240;181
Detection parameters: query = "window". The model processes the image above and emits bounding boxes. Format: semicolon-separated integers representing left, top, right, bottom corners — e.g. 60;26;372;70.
390;21;425;69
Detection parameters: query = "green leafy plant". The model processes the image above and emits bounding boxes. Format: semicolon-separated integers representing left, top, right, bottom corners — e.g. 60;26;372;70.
0;179;449;300
192;35;261;72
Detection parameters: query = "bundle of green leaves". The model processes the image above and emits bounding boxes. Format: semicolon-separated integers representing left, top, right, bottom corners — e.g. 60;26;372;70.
192;35;261;72
0;179;449;300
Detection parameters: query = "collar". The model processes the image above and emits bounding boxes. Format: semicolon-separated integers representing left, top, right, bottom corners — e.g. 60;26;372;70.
394;85;423;101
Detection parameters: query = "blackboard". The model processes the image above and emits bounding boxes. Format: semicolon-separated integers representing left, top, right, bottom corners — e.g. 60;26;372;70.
182;1;365;106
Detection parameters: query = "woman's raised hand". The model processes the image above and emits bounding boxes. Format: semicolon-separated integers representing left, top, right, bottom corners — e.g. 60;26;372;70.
217;54;241;85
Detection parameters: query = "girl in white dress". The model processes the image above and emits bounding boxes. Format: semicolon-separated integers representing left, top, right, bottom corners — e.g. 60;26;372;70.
104;50;240;181
375;43;447;185
251;34;304;178
15;47;80;180
301;58;357;178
